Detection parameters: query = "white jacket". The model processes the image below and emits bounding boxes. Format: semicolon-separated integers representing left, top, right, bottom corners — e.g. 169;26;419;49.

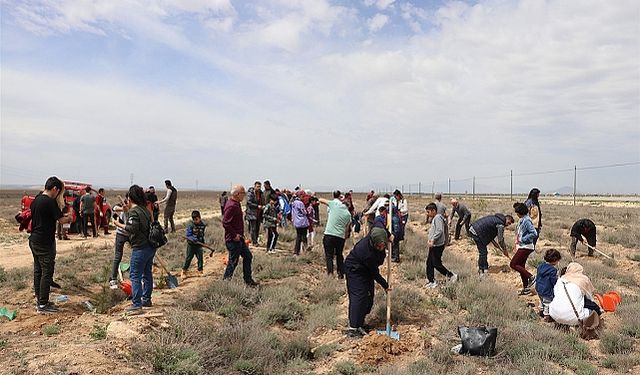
549;279;591;326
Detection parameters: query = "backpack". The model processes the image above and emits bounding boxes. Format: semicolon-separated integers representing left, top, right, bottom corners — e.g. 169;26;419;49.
140;207;167;248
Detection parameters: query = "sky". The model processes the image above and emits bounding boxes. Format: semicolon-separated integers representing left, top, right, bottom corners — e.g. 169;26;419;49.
1;0;639;194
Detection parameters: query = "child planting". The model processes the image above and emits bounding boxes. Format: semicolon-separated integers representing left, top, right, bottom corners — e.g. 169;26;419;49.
182;210;207;278
425;203;457;289
263;195;279;254
536;249;562;322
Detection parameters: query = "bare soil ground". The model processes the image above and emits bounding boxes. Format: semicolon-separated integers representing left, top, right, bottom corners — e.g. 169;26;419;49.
0;190;638;375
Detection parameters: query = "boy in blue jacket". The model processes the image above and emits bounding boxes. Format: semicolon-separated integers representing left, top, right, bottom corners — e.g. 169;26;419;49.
182;210;207;278
536;249;562;322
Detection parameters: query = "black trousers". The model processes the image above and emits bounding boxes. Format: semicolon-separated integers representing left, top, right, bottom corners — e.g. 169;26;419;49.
248;220;261;245
454;215;471;240
267;227;279;250
426;245;453;283
294;227;308;255
110;233;129;281
391;237;401;261
83;213;96;237
345;267;374;328
30;240;55;306
584;297;602;315
323;234;346;275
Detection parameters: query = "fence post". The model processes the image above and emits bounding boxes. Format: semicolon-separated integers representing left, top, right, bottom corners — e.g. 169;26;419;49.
448;178;451;196
431;181;435;197
419;182;421;195
509;169;513;200
573;165;577;206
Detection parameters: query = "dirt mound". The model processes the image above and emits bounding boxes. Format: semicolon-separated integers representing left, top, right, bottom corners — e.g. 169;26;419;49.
488;264;511;273
357;332;414;365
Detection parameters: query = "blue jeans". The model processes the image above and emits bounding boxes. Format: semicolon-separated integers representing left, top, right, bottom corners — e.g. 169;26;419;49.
473;235;489;271
130;245;156;307
223;241;253;283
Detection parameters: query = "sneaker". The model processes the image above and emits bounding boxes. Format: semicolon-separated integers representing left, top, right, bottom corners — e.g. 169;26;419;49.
425;281;438;289
345;327;366;338
37;302;59;314
448;273;458;283
125;305;143;315
109;280;119;290
181;270;188;279
478;270;488;280
527;276;536;288
142;300;152;308
50;280;61;289
197;270;204;277
518;288;531;296
268;249;277;254
543;316;555;323
245;279;259;287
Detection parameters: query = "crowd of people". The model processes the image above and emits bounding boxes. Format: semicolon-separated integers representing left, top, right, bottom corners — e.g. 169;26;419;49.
25;177;605;338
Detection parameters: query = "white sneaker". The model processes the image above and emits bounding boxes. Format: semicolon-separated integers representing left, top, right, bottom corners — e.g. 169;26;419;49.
425;281;438;289
268;249;277;254
448;273;458;283
478;270;488;280
109;280;119;290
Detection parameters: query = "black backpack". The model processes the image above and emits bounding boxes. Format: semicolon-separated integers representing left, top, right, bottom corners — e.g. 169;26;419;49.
141;207;167;248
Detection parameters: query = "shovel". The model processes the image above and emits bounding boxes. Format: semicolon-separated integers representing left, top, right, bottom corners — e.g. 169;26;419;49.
155;255;179;289
183;236;216;257
585;243;612;259
376;213;400;340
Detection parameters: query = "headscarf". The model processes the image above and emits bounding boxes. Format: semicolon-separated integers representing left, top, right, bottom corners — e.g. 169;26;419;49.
369;227;388;249
562;262;595;298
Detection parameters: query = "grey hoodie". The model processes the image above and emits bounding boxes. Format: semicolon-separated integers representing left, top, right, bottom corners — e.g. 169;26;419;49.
429;214;447;247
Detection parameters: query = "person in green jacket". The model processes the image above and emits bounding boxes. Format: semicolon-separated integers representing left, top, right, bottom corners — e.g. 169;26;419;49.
263;195;279;254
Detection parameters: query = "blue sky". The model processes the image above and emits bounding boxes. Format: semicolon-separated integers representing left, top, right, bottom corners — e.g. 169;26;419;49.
1;0;639;193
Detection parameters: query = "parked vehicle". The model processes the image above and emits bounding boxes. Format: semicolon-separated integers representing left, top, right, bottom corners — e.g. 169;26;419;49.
16;181;111;238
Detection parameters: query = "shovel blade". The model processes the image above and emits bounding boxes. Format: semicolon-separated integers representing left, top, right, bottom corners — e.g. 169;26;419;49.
376;329;400;340
166;275;179;289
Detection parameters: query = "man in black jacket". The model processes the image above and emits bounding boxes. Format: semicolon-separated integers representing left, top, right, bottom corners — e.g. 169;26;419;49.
570;219;597;257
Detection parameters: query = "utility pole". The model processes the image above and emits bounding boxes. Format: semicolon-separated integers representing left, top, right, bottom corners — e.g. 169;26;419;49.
418;182;421;195
510;170;513;200
431;181;435;197
472;176;476;200
130;173;133;186
448;178;451;196
573;165;577;206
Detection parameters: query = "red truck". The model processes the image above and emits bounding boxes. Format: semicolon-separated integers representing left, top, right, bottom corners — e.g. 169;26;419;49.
16;181;112;239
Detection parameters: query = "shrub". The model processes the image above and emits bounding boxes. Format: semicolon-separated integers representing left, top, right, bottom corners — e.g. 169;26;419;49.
313;343;338;359
627;253;640;262
42;325;60;336
601;354;640;371
89;324;107;340
192;279;261;318
617;302;640;338
152;345;202;375
234;359;259;375
599;332;635;354
333;360;360;375
254;256;298;281
306;303;338;331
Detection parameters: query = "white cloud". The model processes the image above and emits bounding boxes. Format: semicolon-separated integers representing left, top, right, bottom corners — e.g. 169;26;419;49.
2;0;639;192
364;0;395;10
367;13;389;33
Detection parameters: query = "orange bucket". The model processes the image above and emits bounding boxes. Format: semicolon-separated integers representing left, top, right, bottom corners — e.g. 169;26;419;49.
120;280;132;297
594;291;621;312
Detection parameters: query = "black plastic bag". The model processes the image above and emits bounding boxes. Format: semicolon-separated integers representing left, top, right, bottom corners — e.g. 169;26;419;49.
458;326;498;356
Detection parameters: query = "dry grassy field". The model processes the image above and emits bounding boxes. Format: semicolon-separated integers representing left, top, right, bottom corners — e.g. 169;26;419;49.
0;189;639;375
